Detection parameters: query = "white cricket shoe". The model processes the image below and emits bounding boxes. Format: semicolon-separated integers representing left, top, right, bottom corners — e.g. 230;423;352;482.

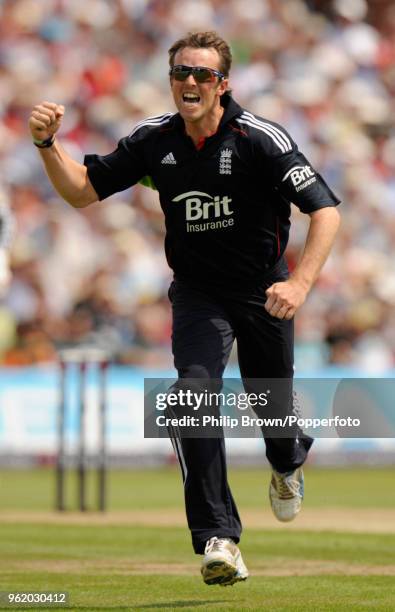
201;537;249;586
269;467;304;522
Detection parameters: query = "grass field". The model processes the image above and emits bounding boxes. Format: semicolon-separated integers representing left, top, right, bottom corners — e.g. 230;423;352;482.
0;467;394;611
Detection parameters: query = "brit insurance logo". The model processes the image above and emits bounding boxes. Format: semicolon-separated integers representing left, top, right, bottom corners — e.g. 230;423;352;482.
219;148;232;175
172;191;234;233
282;165;316;192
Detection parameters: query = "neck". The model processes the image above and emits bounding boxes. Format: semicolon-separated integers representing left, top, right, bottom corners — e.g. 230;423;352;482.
185;104;224;146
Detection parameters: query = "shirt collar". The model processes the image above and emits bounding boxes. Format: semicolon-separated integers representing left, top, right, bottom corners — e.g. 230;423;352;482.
219;92;243;125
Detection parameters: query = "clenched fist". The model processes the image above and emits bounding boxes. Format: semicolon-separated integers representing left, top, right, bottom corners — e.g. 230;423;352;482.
265;278;308;320
29;101;65;142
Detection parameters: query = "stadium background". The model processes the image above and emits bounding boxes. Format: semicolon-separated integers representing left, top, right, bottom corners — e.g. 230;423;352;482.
0;1;394;610
1;0;395;462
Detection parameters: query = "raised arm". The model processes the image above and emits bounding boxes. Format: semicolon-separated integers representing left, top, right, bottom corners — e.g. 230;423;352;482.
265;206;340;320
28;101;98;208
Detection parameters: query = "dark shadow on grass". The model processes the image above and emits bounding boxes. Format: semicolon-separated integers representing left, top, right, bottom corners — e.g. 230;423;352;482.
137;601;227;609
20;603;228;611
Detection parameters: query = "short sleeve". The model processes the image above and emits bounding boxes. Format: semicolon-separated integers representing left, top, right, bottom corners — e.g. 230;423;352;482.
84;132;149;201
270;147;341;213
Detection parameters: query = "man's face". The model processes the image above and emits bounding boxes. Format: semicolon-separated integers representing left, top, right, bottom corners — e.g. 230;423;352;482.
170;47;228;123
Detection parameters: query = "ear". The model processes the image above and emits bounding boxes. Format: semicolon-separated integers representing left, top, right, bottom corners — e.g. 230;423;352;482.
217;78;229;97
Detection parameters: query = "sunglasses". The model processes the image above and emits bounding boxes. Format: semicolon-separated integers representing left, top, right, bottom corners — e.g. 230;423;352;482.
169;64;225;83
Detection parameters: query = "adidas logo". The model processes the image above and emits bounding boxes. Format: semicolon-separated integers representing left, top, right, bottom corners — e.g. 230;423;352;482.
161;152;177;165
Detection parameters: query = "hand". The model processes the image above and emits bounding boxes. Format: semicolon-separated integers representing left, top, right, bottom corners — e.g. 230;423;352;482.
29;101;65;142
265;278;308;320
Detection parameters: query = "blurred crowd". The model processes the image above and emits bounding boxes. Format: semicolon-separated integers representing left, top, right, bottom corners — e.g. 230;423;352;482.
1;0;395;371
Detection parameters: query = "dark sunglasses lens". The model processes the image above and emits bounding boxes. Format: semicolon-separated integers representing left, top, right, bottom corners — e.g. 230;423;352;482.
171;66;215;82
173;68;189;81
193;68;213;82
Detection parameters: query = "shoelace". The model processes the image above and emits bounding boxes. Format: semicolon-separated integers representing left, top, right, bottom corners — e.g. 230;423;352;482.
204;537;231;555
292;390;302;419
275;472;301;500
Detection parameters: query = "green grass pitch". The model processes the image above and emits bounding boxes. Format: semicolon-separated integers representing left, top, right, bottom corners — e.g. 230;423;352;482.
0;467;394;611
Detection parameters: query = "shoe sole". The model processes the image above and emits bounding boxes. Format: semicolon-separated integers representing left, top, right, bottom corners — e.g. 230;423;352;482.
221;571;249;587
201;559;238;586
271;509;301;522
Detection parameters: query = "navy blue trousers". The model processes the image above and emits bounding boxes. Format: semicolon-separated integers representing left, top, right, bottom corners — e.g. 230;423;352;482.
168;271;313;554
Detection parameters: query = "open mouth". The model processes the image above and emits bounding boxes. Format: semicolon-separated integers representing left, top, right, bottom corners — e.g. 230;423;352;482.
182;93;200;104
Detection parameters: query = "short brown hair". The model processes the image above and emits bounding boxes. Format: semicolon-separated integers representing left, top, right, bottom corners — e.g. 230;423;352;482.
168;31;232;77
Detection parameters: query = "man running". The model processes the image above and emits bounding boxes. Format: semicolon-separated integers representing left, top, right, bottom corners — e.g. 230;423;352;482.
29;30;340;586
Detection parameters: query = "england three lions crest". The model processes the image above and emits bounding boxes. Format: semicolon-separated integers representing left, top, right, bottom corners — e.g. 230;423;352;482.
219;148;232;175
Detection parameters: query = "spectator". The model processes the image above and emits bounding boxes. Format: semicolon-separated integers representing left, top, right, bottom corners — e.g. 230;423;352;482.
1;0;395;370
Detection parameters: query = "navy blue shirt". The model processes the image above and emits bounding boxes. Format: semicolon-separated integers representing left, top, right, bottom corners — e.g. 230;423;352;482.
85;94;340;287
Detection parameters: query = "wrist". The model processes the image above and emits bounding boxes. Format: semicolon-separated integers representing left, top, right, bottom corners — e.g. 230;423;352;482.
289;273;312;293
33;135;55;148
